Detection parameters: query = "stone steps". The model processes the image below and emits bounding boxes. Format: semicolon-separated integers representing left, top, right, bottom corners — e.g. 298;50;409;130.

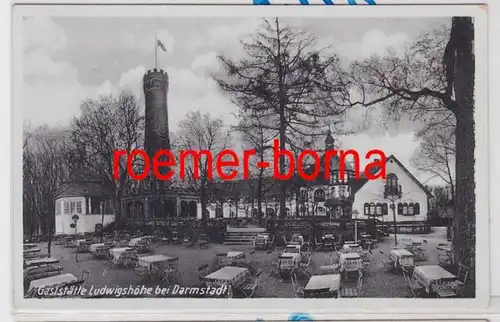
223;228;266;245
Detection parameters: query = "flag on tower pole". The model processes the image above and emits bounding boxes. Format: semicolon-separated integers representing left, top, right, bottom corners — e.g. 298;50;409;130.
154;33;167;69
157;39;166;52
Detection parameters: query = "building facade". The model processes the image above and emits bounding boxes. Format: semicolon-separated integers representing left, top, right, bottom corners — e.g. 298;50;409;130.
206;132;432;224
54;180;115;234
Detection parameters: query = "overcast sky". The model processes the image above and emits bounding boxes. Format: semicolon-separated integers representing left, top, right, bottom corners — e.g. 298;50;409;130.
22;16;451;185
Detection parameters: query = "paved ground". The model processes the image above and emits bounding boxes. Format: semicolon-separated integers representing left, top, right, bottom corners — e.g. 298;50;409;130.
27;227;450;298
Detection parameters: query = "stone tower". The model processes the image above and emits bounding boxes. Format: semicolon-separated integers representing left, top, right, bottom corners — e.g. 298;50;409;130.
143;68;171;162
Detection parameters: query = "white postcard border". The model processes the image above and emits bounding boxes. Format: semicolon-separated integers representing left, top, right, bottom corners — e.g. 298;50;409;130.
11;3;489;318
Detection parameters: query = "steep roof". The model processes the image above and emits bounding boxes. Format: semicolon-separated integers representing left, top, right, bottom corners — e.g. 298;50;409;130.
351;155;433;198
55;168;112;199
55;182;113;199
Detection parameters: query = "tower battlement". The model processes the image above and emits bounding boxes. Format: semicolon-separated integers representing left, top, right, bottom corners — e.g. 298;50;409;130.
143;68;169;94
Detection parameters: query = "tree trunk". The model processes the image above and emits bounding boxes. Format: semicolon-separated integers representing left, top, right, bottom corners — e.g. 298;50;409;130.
257;173;263;225
201;183;208;229
275;18;287;220
451;17;475;278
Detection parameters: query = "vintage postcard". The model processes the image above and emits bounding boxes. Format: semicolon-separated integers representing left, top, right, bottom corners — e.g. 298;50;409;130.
12;3;489;317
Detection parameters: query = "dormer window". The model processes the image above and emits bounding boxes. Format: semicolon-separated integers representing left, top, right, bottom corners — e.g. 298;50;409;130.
387;173;398;187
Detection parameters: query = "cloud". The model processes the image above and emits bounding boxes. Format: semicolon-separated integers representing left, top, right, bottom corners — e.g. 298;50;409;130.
336;29;409;62
23;16;67;55
191;52;219;76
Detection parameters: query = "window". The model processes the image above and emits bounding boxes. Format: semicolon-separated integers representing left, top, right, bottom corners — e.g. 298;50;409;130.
215;205;223;218
398;203;403;215
64;200;82;214
387;173;398;187
408;203;414;215
55;201;61;215
402;203;408;215
414;203;420;214
314;189;325;201
285;207;291;217
63;201;70;214
382;203;388;215
376;203;382;215
369;203;375;215
339;186;347;197
364;203;370;215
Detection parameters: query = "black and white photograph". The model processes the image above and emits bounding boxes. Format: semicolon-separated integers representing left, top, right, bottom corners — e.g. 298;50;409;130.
13;4;488;307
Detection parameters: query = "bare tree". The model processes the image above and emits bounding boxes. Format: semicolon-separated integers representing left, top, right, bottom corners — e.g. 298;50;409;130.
350;18;475;269
215;18;353;219
176;111;231;225
235;111;277;224
23;125;69;255
70;91;144;226
412;122;455;200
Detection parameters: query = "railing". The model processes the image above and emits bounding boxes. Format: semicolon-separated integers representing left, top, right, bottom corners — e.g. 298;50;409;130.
384;185;402;198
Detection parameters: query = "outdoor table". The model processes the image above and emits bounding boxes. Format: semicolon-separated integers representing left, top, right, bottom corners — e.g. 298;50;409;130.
290;235;304;246
342;243;362;253
437;245;452;253
339;253;362;272
203;266;250;289
303;274;340;298
389;249;414;268
24;261;63;281
109;247;136;260
75;239;86;246
23;243;38;250
254;234;270;249
25;257;59;268
138;254;176;270
23;248;41;254
23;248;41;259
28;273;78;294
128;237;144;247
318;264;340;274
284;245;301;254
278;253;301;273
89;243;106;253
412;265;457;294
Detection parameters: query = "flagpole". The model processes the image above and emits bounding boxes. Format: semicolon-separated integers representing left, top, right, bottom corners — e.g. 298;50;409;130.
154;33;158;69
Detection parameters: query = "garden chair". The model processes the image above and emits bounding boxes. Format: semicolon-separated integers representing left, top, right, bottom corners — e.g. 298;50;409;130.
324;238;334;251
290;272;304;298
340;270;363;298
216;253;229;267
457;262;470;286
182;236;195;248
198;264;210;284
268;236;275;250
314;237;323;251
79;269;90;288
240;269;262;298
434;281;458;298
198;234;209;248
382;258;395;272
402;267;424;298
171;231;180;244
